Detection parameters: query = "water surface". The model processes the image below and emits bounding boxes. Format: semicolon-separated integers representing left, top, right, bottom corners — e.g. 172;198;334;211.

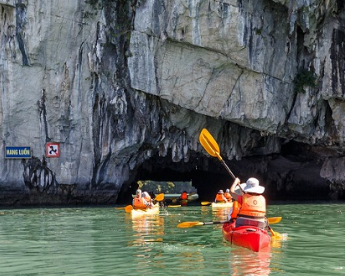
0;203;344;275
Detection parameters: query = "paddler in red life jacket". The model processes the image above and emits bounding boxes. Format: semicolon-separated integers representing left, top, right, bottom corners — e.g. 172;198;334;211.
180;191;188;206
215;190;228;203
224;189;232;202
229;177;267;229
132;189;151;210
180;191;188;200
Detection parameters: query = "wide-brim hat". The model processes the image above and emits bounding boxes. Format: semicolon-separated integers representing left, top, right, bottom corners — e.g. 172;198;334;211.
234;178;265;195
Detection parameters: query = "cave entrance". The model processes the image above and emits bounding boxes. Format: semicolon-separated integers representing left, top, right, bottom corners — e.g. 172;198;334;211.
135;180;198;205
117;151;232;204
117;141;343;204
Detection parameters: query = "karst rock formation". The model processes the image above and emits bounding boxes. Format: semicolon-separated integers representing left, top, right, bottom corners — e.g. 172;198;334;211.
0;0;345;205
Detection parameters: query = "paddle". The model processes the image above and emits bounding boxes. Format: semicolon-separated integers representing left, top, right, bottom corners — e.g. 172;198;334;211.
201;201;212;206
168;204;181;208
125;205;133;213
199;128;236;180
199;128;246;194
153;193;165;203
268;225;283;239
125;193;165;213
267;217;281;224
177;217;282;228
178;221;227;228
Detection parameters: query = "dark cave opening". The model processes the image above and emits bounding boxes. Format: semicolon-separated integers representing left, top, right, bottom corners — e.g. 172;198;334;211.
117;141;341;204
117;151;234;204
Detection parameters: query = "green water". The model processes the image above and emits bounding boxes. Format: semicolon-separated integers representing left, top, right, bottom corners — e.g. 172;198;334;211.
0;203;344;275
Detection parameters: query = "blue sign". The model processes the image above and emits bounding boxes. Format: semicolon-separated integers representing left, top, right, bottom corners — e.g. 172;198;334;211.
5;146;32;159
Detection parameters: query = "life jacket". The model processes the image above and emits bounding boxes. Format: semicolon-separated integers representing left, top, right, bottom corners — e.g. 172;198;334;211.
237;193;266;220
133;197;148;210
224;192;232;201
215;193;227;203
180;192;188;200
230;200;241;219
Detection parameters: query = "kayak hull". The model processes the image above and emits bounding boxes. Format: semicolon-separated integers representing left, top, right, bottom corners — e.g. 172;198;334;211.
222;221;270;252
211;202;233;209
131;204;159;219
180;199;188;206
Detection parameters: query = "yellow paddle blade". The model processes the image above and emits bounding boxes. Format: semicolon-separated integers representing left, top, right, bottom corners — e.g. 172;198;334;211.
268;225;283;240
201;201;212;206
155;193;164;202
177;221;203;228
271;232;283;240
168;205;181;208
199;128;222;161
125;205;133;213
268;217;282;224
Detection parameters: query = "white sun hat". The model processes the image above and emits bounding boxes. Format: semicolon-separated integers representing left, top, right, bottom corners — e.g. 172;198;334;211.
235;178;265;195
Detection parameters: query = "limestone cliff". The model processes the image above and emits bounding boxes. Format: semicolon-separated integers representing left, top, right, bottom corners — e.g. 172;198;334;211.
0;0;344;205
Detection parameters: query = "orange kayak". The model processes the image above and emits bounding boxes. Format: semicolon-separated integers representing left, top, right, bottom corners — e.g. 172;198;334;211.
222;221;270;252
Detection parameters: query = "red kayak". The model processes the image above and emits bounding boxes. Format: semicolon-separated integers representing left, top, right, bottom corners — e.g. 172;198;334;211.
222;221;270;252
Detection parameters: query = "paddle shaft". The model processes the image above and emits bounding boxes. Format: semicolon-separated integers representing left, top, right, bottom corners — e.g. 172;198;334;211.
202;221;227;225
204;218;281;226
178;217;282;228
268;225;276;236
219;156;246;195
199;129;238;185
220;159;235;180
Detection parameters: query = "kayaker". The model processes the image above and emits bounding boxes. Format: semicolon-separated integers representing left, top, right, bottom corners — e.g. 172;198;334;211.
229;177;267;229
214;190;228;203
180;190;188;206
180;191;188;200
224;189;232;202
133;189;151;210
142;191;154;207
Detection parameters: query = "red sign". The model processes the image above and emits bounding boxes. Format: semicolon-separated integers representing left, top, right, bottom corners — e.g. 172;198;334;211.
46;142;60;158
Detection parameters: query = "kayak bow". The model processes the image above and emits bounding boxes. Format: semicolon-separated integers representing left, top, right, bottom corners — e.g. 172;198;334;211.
211;202;233;209
222;221;270;252
130;203;160;219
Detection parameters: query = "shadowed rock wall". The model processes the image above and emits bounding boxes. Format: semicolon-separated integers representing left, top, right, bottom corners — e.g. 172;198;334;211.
0;0;345;206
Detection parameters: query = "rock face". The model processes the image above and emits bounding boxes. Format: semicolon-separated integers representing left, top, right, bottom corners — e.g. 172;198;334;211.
0;0;345;205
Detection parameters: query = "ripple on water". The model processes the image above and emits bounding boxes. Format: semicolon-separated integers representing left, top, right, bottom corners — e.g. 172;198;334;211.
0;204;345;275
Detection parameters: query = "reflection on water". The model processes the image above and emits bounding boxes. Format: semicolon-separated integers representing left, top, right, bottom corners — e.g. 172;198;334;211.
0;204;344;275
131;214;165;244
212;206;230;221
231;247;271;276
